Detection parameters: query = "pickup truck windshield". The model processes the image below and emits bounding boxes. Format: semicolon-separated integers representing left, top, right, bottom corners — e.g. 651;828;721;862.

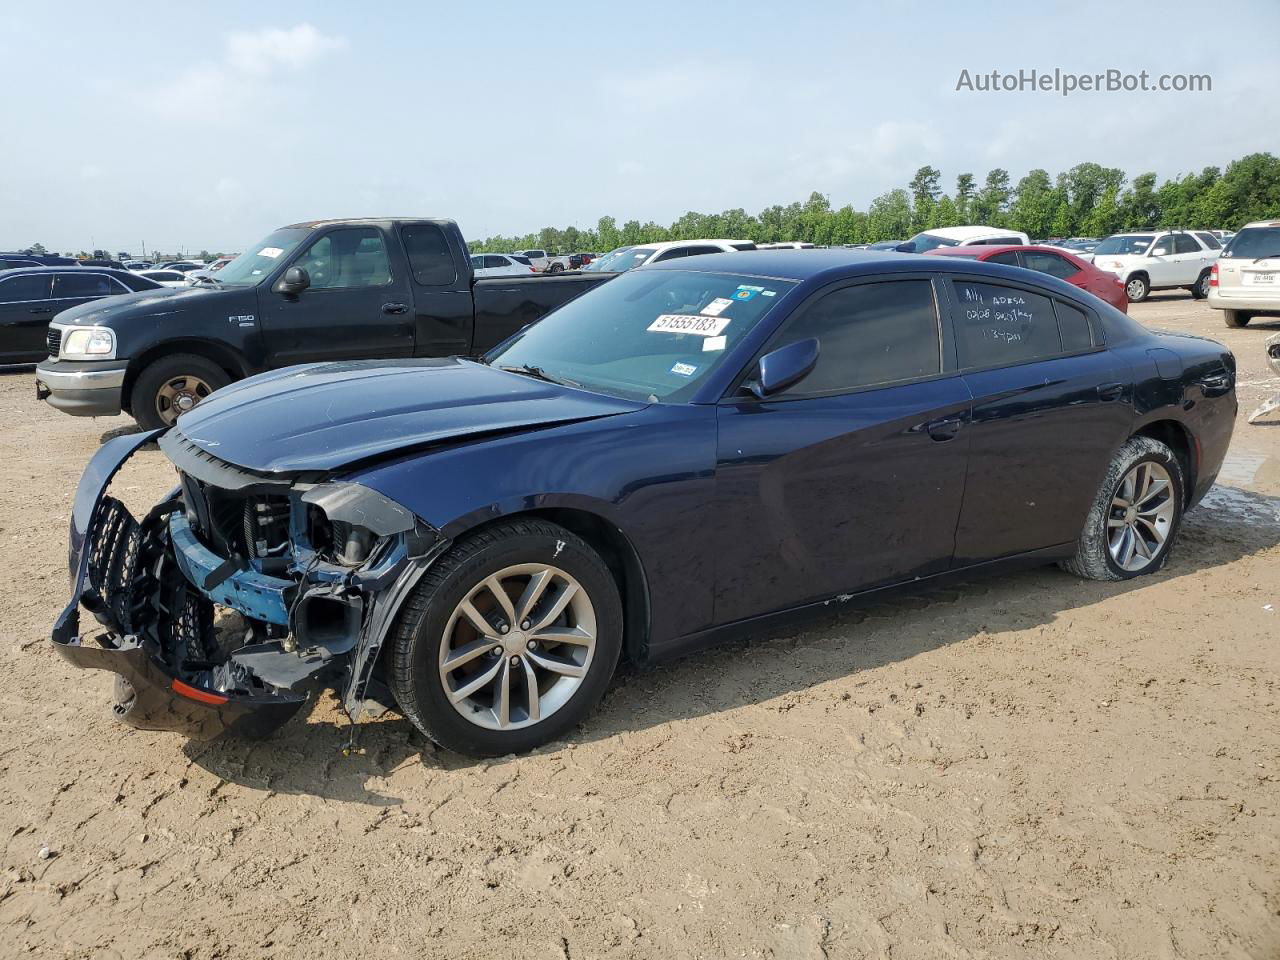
209;228;309;287
487;270;795;402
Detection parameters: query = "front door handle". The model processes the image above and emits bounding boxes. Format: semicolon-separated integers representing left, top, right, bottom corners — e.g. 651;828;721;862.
924;416;963;441
28;307;52;315
381;302;408;315
1097;382;1125;401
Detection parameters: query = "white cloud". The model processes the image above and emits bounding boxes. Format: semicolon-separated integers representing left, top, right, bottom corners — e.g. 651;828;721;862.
164;23;345;116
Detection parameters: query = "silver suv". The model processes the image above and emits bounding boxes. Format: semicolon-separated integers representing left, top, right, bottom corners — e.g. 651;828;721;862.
1208;220;1280;327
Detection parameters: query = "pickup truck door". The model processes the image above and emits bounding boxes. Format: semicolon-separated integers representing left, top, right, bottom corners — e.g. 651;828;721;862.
0;273;54;362
258;226;415;366
398;222;477;356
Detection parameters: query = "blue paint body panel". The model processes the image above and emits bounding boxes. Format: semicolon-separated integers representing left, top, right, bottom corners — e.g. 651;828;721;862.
169;513;293;625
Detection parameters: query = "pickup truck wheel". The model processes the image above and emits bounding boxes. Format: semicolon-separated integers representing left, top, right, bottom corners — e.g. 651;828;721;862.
548;263;564;273
390;519;622;757
1060;436;1183;582
1124;274;1150;303
132;354;230;430
1222;310;1251;328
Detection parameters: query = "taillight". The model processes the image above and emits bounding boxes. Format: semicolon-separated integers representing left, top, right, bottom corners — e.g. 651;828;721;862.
530;267;536;273
1209;263;1218;287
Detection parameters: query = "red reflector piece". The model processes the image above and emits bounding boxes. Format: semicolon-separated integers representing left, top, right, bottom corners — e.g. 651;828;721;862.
171;678;229;705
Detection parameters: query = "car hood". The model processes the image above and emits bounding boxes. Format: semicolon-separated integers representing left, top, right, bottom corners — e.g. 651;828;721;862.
168;358;648;473
53;284;243;327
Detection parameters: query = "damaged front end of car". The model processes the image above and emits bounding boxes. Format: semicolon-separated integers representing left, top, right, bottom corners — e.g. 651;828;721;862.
51;428;449;741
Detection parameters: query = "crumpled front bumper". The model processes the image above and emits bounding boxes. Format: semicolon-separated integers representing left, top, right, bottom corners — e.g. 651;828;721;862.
50;430;307;741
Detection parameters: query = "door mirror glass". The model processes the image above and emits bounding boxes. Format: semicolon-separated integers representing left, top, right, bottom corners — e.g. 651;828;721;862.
273;266;310;296
895;241;917;253
753;338;820;398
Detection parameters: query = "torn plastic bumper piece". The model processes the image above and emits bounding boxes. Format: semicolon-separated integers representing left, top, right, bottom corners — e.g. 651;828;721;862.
168;511;293;625
52;632;307;741
49;429;307;741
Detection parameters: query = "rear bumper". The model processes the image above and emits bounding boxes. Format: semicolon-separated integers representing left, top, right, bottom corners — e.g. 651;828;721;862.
35;359;128;417
1207;291;1280;314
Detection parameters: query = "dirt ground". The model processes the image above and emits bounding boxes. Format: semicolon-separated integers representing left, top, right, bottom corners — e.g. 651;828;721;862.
1;295;1277;960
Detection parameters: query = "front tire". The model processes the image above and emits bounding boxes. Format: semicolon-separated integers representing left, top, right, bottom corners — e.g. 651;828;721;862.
131;354;230;430
1061;436;1184;581
390;519;622;757
1222;310;1251;328
549;263;564;273
1124;274;1150;303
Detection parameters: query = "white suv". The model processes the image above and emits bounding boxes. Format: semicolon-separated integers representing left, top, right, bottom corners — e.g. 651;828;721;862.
1089;230;1221;303
899;225;1031;252
1207;220;1280;328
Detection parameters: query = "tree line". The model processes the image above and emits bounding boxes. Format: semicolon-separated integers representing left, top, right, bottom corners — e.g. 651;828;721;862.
469;152;1280;254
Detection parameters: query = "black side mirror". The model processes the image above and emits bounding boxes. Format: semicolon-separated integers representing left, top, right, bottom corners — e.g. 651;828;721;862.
273;266;310;297
895;241;917;253
751;338;820;398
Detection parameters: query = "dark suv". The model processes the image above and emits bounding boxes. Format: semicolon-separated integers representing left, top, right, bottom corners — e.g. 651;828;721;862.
0;267;159;364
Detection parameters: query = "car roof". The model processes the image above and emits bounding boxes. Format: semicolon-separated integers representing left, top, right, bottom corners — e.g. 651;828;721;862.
643;248;1050;283
637;239;749;252
1240;220;1280;229
914;225;1020;240
930;244;1083;259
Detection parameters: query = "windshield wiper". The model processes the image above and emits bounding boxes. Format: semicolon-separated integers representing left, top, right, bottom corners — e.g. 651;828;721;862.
497;364;583;388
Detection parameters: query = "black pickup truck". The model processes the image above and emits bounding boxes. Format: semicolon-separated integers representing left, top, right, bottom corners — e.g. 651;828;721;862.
35;218;612;429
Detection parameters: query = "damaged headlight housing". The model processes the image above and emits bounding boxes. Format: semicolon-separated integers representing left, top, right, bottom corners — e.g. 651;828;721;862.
301;481;433;566
61;326;116;359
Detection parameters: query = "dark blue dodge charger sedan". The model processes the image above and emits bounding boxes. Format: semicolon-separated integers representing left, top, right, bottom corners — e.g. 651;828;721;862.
53;250;1236;756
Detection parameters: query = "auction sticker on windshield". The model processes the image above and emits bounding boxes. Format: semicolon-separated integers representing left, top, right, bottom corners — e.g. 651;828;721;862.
258;247;284;258
648;314;731;336
700;297;734;317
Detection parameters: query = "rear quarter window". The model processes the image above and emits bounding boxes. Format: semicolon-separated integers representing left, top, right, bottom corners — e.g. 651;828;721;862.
401;223;457;286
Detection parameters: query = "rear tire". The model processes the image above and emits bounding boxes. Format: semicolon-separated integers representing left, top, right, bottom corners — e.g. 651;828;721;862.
1222;310;1251;328
1191;270;1211;299
1124;274;1149;303
1061;436;1184;582
549;263;564;273
132;354;230;430
390;519;622;757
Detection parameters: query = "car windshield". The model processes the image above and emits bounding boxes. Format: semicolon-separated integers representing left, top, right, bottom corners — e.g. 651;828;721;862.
486;269;796;402
593;247;655;272
1221;227;1280;259
1093;235;1153;256
905;232;958;252
210;228;309;286
583;247;632;271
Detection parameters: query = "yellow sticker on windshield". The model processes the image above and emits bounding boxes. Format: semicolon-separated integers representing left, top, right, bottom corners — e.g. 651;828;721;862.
648;314;731;337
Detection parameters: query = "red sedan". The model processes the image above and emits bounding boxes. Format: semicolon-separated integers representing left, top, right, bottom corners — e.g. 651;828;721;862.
930;244;1129;313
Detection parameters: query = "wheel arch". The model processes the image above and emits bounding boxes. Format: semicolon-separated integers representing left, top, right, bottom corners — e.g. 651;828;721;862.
459;506;651;666
1130;418;1197;500
122;340;250;413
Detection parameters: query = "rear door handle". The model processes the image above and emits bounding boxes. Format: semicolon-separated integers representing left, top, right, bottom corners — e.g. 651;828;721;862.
924;416;963;441
1097;382;1125;401
28;307;52;315
381;302;408;315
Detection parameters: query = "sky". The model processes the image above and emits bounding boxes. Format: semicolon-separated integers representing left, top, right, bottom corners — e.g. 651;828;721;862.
2;0;1278;254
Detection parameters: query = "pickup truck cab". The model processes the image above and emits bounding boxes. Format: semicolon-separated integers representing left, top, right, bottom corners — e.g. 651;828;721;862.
35;218;611;428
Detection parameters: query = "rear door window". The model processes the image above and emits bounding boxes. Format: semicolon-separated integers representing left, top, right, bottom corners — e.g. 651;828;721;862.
951;279;1062;369
1173;234;1200;254
1195;232;1221;250
401;223;457;285
0;274;52;303
53;273;120;298
1021;250;1078;279
987;251;1020;266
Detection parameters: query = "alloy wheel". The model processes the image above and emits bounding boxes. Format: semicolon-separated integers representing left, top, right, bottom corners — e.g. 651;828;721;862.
1107;461;1175;572
439;563;597;731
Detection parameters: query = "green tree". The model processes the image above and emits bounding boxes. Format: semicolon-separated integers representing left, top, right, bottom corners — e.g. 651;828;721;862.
29;242;47;255
909;165;941;231
867;189;912;240
954;173;976;222
1008;169;1055;239
596;216;620;251
1118;172;1161;229
972;169;1011;225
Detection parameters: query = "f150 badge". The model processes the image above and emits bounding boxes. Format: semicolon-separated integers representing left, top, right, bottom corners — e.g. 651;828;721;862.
228;315;256;327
